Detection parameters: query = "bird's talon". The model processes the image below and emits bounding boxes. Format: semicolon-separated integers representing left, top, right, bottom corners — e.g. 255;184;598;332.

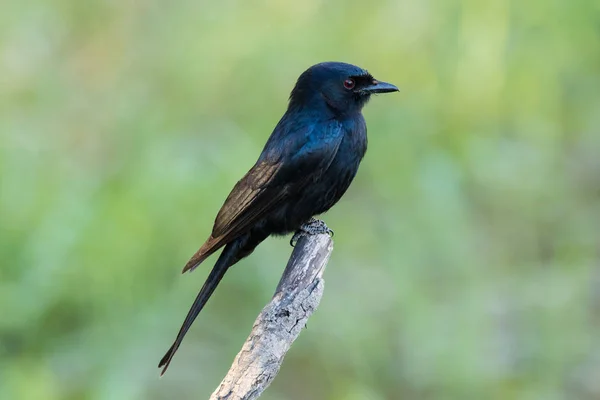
290;230;305;247
290;219;333;247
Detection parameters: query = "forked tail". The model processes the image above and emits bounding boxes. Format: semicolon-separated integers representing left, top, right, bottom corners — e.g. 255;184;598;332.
158;242;239;375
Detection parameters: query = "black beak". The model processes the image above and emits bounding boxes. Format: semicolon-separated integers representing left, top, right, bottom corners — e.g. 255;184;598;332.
361;80;399;94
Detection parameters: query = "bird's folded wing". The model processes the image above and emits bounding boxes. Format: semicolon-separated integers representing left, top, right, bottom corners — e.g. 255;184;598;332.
182;121;344;272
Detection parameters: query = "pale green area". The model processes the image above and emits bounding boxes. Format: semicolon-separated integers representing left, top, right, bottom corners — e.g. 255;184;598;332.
2;0;600;399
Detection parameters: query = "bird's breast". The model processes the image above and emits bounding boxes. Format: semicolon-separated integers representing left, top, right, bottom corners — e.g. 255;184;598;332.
263;114;368;234
299;114;368;213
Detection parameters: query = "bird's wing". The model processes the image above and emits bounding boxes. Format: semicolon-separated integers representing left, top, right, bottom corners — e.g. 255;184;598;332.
182;120;344;272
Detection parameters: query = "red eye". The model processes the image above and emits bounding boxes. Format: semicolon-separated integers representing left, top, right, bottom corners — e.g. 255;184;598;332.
343;79;355;89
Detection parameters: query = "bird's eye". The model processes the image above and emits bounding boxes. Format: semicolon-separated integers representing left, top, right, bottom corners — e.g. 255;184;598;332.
343;79;355;90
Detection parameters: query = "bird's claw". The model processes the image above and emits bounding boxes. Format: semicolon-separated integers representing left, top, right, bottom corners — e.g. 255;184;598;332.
290;218;334;247
290;232;302;247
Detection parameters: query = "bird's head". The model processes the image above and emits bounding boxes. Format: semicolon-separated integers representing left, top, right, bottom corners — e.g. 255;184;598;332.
288;62;398;115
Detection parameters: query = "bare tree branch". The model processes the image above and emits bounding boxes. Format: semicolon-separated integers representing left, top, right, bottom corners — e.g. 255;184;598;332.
210;233;334;400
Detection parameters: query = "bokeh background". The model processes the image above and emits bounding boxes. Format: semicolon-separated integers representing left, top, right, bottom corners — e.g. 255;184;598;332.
2;0;600;399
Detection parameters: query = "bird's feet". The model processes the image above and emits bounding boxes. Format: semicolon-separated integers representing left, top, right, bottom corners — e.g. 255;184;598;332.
290;218;334;247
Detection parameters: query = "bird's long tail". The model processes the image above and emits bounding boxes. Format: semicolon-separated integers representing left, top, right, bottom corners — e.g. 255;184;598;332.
158;241;240;376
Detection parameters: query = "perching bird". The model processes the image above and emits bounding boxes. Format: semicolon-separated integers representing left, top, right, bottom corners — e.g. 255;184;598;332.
159;62;398;374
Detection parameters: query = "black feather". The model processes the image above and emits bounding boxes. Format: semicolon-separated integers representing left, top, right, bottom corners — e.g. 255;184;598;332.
159;61;397;374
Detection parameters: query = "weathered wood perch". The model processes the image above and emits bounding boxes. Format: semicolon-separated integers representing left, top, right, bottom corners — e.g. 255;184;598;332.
210;233;334;400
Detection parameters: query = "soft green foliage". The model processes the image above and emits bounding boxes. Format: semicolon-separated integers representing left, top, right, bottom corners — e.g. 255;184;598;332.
2;0;600;399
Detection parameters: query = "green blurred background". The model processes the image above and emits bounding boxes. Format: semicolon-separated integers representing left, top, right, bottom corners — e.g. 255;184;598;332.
2;0;600;399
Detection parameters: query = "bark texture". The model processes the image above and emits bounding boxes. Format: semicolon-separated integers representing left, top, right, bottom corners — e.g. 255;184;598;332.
210;233;333;400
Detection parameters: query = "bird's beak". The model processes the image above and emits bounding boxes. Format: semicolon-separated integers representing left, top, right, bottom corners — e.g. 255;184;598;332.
362;80;399;94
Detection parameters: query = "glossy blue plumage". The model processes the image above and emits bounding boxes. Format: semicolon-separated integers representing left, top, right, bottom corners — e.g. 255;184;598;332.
159;62;397;374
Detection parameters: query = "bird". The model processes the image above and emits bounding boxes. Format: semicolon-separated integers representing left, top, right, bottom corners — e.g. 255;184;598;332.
158;62;398;375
